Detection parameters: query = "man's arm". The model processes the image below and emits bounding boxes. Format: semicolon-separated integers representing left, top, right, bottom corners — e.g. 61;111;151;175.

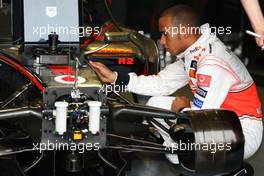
241;0;264;47
89;60;190;96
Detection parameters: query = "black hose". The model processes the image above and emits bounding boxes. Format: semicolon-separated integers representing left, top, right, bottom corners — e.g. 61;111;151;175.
107;133;163;147
0;148;34;156
105;145;176;154
23;152;44;172
97;150;118;170
121;145;168;152
117;151;127;176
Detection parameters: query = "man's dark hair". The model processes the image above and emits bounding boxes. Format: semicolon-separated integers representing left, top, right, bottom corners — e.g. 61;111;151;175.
161;5;200;28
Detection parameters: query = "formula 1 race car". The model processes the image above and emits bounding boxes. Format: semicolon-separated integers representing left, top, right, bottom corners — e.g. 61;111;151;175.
0;48;246;176
0;0;249;176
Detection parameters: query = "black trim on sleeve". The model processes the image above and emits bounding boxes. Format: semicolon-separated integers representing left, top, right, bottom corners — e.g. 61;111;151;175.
115;72;130;86
209;44;212;54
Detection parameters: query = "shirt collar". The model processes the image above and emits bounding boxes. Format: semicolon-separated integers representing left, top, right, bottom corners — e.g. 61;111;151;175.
176;23;214;61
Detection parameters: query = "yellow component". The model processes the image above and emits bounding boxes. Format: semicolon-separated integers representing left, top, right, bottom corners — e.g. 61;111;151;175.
73;131;82;140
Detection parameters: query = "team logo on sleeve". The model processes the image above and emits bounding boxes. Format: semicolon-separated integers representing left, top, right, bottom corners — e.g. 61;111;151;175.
196;87;207;98
193;97;204;108
189;69;196;78
189;60;197;78
193;48;206;60
190;46;202;54
197;74;211;87
190;60;197;69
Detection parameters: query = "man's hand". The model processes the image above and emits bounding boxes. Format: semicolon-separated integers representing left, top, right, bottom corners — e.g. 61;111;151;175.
89;61;117;83
254;27;264;48
171;96;191;112
240;0;264;48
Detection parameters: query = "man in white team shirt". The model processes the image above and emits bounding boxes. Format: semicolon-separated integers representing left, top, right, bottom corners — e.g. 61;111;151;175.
90;4;263;165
